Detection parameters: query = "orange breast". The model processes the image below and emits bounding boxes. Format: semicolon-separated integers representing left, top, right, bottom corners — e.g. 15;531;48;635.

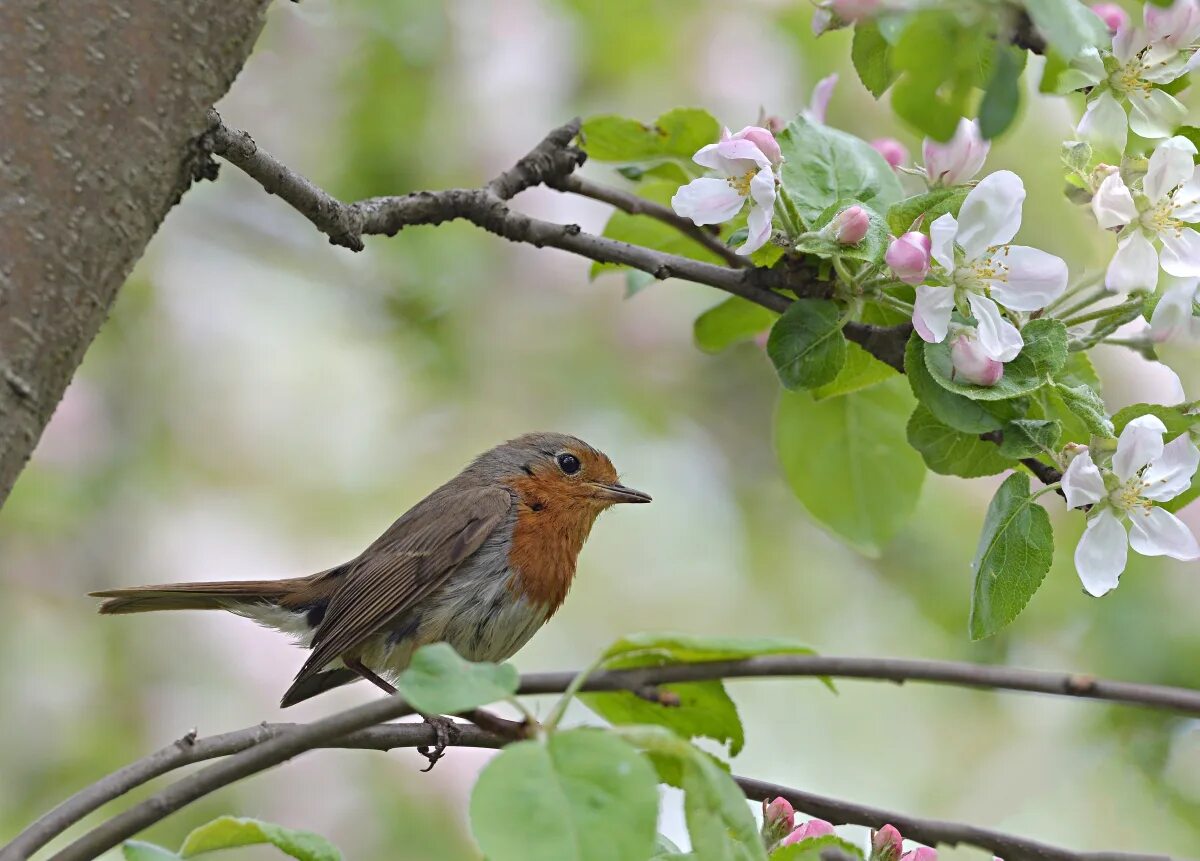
505;476;599;614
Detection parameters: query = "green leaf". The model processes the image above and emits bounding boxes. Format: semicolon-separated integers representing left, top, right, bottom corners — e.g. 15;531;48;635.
394;643;518;715
471;730;659;861
925;318;1068;401
584;633;826;756
886;187;967;235
969;473;1055;640
978;46;1023;139
619;726;766;861
801;200;890;264
776;378;926;556
180;817;340;861
907;404;1015;477
1052;382;1114;437
999;419;1062;458
1112;403;1196;439
581;108;719;164
905;333;1007;432
812;341;897;400
767;300;848;391
770;835;866;861
1024;0;1111;59
777;115;903;224
123;843;180;861
591;180;725;279
852;20;898;98
694;297;777;354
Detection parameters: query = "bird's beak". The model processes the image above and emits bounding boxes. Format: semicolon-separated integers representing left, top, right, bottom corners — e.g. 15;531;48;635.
587;482;652;504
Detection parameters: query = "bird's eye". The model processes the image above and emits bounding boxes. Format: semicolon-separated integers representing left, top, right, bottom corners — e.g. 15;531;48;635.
556;453;581;475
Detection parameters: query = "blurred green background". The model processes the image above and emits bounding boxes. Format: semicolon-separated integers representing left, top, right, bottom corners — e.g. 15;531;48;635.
3;1;1199;858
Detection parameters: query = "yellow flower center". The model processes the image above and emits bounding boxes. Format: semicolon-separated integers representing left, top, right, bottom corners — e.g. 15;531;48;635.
1143;199;1181;234
1110;61;1152;95
956;247;1010;291
1111;478;1153;513
727;168;756;197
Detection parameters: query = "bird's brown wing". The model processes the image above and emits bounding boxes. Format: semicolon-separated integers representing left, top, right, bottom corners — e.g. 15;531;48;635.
286;485;512;699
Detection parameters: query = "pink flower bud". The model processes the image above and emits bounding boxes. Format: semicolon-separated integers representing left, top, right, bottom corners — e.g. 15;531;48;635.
832;0;881;21
950;333;1004;387
900;848;938;861
761;797;795;845
886;232;932;285
1089;3;1129;34
780;819;836;846
923;118;989;186
830;205;870;245
872;138;909;169
729;125;783;167
871;825;904;861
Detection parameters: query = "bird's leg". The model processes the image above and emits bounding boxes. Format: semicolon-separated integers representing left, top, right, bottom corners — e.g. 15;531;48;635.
345;656;397;696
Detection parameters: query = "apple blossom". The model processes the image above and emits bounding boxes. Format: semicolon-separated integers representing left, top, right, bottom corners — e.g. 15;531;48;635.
1068;5;1200;152
870;825;904;861
887;231;932;284
872;137;909;169
950;331;1004;386
1091;3;1130;34
912;171;1069;361
1062;415;1200;596
1092;136;1200;292
672;126;780;255
831;0;881;21
780;819;836;845
830;205;870;244
923;119;989;186
900;848;938;861
761;797;795;846
807;73;839;125
1150;278;1200;342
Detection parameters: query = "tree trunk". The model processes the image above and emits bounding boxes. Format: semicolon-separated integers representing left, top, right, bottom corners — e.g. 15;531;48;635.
0;0;271;508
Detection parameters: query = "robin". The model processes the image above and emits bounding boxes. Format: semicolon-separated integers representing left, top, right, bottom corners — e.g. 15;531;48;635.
91;432;649;762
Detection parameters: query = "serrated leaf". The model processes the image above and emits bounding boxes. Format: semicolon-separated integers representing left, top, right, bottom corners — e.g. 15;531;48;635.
770;835;866;861
999;419;1062;458
767;300;848;390
925;318;1068;401
618;726;766;861
694;297;777;354
907;404;1015;477
470;729;659;861
886;187;967;235
394;643;518;715
1024;0;1111;59
978;46;1023;139
1053;382;1114;437
776;379;926;556
813;341;897;400
852;20;898;97
777;115;903;224
581;108;719;164
180;817;340;861
969;473;1054;640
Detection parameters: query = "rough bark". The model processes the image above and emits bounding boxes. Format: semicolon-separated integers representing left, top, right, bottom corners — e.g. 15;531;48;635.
0;0;272;508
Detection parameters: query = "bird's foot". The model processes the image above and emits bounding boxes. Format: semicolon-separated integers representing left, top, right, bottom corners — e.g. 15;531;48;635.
417;714;461;772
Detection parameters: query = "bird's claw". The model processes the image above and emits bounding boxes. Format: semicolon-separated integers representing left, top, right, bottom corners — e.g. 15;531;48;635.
418;714;461;772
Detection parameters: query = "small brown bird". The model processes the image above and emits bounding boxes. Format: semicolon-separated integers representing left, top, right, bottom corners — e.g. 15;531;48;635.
92;432;649;720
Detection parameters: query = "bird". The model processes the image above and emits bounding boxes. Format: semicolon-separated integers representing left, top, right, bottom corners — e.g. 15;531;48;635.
91;432;649;762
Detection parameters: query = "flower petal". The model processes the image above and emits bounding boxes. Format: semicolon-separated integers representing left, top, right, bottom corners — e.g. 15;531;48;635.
1159;227;1200;277
1171;167;1200;221
987;245;1069;311
1128;507;1200;560
913;286;955;343
715;137;772;170
967;294;1023;362
1075;508;1129;597
1150;278;1200;342
1146;136;1198;203
1091;172;1137;228
1140;434;1200;502
807;73;838;125
956;171;1024;260
672;177;747;225
930;213;958;274
692;143;726;171
1106;231;1160;293
1077;90;1128;153
1113;414;1167;481
1063;448;1107;509
741;198;773;255
1128;88;1187;140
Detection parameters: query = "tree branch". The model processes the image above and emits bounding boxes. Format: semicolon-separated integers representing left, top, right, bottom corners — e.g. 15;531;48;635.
13;655;1200;861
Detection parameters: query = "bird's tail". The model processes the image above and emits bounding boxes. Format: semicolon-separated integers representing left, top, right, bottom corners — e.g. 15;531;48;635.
91;579;300;615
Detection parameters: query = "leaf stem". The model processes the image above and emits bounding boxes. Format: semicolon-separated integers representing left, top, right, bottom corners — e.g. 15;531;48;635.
1051;287;1111;322
1060;297;1143;328
541;655;605;734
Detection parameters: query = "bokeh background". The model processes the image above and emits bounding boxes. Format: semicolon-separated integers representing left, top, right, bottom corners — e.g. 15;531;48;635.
3;1;1199;858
